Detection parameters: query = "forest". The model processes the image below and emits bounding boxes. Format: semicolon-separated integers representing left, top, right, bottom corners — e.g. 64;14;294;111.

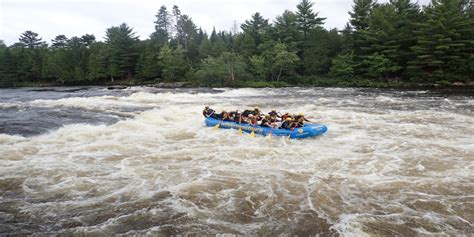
0;0;472;88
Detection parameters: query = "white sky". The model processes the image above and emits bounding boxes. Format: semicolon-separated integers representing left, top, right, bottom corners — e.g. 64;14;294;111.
0;0;431;45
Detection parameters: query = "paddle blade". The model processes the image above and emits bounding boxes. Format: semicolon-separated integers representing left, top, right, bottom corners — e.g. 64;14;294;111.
214;123;220;129
268;132;272;138
239;128;243;135
249;131;256;137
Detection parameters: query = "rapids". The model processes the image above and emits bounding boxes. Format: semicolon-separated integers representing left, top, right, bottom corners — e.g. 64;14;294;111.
0;86;473;235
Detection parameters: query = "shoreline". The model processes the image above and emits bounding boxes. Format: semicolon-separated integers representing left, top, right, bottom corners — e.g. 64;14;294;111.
2;81;473;91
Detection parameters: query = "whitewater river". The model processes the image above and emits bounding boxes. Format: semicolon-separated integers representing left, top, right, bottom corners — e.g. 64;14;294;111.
0;86;473;235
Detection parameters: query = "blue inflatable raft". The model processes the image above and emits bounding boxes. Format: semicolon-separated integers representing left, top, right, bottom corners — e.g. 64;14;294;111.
205;117;327;139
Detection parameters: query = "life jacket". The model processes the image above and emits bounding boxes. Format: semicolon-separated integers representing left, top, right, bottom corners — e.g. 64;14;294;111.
249;117;258;125
242;110;253;117
203;108;215;117
220;112;232;121
268;111;280;117
280;121;290;129
260;118;271;127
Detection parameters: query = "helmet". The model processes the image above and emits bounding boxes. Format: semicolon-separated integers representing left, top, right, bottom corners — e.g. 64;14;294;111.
272;109;276;112
265;115;270;118
299;113;304;116
285;117;292;121
255;107;260;111
205;106;209;109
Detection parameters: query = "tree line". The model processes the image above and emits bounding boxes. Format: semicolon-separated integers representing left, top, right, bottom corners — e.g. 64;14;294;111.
0;0;472;87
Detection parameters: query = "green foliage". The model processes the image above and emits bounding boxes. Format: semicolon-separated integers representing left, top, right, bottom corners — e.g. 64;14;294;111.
158;44;187;81
330;52;355;78
363;53;401;78
273;10;300;46
296;0;326;38
0;47;17;86
249;55;266;80
105;23;140;80
18;31;47;48
136;52;160;80
407;0;474;82
152;5;171;46
302;28;343;75
194;52;247;86
263;42;300;82
1;2;472;88
240;12;270;47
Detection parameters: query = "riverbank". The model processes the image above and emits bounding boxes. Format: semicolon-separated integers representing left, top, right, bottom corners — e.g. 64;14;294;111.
4;77;473;90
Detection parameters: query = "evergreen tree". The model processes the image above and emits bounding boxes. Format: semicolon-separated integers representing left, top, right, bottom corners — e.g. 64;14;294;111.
296;0;326;39
0;47;18;86
360;0;421;78
80;34;96;47
104;23;140;80
241;12;270;46
18;31;47;48
87;42;109;81
152;5;171;45
349;0;374;71
303;28;343;75
158;44;187;81
136;43;161;80
273;10;300;47
408;0;474;81
235;33;257;58
51;35;69;48
249;55;267;80
363;52;401;78
330;52;355;78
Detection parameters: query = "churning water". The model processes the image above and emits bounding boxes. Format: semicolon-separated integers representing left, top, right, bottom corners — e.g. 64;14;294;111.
0;86;473;235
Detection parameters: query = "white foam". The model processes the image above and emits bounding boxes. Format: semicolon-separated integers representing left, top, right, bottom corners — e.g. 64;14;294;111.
1;87;473;235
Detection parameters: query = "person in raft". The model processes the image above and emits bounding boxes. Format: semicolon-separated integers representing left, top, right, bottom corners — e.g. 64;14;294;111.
219;111;233;121
280;117;295;129
242;107;263;119
294;113;311;123
268;109;281;122
203;106;219;119
260;114;276;128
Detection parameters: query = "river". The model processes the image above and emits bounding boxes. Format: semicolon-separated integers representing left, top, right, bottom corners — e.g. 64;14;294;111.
0;86;473;235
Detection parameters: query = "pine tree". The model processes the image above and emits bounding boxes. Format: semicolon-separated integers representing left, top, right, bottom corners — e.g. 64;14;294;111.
158;44;187;81
303;28;343;75
104;23;140;80
349;0;374;73
408;0;474;82
51;35;69;48
273;10;300;47
18;31;47;48
241;12;270;47
152;5;171;45
360;0;421;78
0;47;18;86
296;0;326;39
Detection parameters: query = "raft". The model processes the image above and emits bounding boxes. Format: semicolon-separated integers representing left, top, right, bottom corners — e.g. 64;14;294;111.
205;117;327;139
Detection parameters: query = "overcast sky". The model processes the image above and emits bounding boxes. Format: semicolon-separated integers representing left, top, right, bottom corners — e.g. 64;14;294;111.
1;0;431;45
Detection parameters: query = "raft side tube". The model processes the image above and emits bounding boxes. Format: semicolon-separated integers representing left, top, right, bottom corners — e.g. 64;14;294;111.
204;117;327;139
